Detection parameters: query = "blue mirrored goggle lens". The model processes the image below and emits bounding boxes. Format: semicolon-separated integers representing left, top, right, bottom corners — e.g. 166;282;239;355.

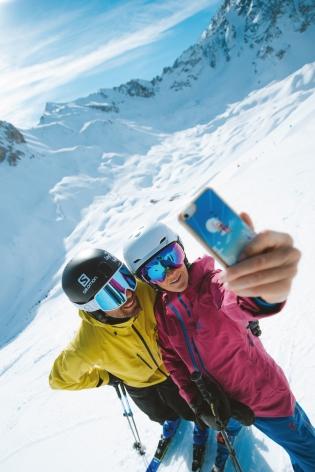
94;264;137;311
141;242;185;283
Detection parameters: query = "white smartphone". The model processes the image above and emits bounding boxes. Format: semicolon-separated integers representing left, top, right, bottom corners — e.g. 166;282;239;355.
178;187;255;267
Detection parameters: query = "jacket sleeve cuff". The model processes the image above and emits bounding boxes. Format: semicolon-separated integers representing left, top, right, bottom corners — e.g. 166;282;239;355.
96;370;109;387
238;296;285;318
252;297;283;311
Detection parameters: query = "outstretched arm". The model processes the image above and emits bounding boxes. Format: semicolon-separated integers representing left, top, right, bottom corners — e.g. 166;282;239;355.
49;347;109;390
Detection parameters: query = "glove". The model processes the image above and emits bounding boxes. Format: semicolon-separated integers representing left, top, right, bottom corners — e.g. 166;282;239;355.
191;399;228;430
107;372;122;386
190;373;255;430
230;398;255;426
190;374;232;430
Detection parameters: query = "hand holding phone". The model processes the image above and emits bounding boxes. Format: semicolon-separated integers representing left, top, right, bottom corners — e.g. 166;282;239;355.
179;187;300;303
178;187;255;267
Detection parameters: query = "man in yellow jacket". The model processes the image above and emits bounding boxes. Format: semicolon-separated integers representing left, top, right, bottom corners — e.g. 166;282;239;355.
49;248;194;434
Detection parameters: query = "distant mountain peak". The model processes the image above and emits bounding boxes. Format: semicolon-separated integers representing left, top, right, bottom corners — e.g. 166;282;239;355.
160;0;315;84
38;0;314;133
96;0;315;99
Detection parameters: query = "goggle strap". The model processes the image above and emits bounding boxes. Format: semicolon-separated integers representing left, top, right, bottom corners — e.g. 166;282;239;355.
72;299;99;312
72;264;136;312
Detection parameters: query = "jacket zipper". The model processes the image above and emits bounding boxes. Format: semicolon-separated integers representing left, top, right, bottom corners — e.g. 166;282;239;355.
191;337;207;375
178;293;192;318
168;301;201;372
132;325;168;378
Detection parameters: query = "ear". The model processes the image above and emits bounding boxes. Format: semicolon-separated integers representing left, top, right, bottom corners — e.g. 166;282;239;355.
239;212;255;231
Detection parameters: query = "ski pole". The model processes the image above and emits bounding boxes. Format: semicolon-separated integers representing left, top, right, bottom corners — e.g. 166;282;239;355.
114;382;146;455
191;371;243;472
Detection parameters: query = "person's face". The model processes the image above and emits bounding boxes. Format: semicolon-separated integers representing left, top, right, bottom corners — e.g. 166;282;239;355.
154;264;189;292
105;289;141;318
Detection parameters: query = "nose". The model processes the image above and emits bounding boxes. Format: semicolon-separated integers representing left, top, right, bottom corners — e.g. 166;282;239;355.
126;289;133;300
164;266;177;280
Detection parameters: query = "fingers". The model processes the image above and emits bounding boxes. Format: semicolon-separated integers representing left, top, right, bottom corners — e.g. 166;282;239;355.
228;279;293;304
241;230;294;258
224;262;298;292
219;230;301;303
239;212;255;231
221;245;301;282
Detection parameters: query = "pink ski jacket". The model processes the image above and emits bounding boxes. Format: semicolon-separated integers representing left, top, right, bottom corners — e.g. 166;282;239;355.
154;256;295;418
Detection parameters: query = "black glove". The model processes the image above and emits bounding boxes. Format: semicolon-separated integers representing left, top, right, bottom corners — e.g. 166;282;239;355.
191;374;231;430
230;398;255;426
202;377;255;427
192;399;228;430
191;373;255;430
107;372;122;386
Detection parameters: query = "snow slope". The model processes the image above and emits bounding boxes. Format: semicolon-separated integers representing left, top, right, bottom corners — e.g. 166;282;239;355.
0;60;314;472
0;1;315;471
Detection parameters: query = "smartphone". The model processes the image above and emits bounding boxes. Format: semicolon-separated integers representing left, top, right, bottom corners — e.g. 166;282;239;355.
178;187;255;267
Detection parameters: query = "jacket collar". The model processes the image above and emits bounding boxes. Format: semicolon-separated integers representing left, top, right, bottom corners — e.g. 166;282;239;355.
79;308;139;329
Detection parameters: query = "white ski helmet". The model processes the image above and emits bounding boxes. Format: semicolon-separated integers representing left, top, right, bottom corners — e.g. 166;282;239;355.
123;222;181;275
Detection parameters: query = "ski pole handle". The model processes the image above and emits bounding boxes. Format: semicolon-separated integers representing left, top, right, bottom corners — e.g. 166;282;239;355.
191;372;243;472
120;382;128;396
191;371;210;401
191;371;217;417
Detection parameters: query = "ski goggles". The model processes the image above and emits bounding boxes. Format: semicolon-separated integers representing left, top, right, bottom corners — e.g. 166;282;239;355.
140;242;185;284
74;264;137;312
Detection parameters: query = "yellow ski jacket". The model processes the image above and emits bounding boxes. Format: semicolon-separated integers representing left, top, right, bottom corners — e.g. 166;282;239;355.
49;280;169;390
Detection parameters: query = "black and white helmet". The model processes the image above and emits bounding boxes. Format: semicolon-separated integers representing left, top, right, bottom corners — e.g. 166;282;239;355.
62;248;121;306
123;222;180;276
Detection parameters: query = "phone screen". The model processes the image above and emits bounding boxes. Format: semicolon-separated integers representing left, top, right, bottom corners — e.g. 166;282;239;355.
179;188;255;266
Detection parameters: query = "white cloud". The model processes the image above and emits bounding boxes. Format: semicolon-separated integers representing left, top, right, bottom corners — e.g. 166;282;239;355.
0;0;217;127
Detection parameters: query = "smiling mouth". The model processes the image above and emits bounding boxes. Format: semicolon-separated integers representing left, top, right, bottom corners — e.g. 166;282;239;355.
124;295;135;308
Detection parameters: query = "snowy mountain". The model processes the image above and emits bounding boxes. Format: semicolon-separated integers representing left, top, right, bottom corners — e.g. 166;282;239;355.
0;1;315;471
35;0;315;133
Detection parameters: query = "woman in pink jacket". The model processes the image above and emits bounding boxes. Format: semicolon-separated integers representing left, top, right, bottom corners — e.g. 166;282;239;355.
124;220;315;472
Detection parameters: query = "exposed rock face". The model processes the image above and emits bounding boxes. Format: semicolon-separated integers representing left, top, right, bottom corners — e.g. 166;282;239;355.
0;121;27;166
87;102;120;113
114;79;155;97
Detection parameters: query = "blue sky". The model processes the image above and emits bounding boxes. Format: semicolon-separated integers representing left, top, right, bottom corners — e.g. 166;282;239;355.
0;0;220;128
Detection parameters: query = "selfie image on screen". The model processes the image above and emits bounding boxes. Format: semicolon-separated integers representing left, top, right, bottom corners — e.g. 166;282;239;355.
185;189;255;265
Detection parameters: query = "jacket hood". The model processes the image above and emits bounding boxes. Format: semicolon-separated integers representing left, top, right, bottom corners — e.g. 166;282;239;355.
188;256;215;288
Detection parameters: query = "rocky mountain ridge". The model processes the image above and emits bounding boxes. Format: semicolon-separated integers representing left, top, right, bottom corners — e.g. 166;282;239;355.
104;0;315;97
38;0;315;128
1;0;315;164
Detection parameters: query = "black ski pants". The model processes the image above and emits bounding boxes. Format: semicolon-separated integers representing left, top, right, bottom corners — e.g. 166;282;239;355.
125;376;194;425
